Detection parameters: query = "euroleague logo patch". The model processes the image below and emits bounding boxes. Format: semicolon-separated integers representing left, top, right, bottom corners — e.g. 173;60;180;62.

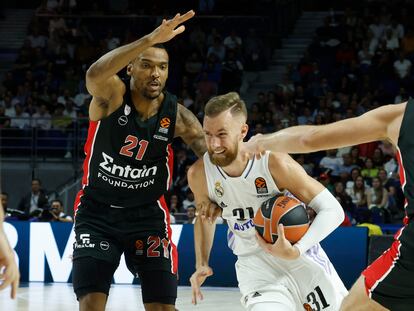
255;177;268;194
160;117;171;128
135;239;144;256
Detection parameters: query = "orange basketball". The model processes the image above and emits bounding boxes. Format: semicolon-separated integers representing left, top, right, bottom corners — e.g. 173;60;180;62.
253;194;309;243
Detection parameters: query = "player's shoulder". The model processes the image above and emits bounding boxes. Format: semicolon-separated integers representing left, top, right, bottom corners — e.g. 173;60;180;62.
268;151;293;167
188;158;205;179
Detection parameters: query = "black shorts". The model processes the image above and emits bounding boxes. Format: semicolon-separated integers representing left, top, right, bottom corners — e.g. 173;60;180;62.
362;222;414;311
72;196;178;304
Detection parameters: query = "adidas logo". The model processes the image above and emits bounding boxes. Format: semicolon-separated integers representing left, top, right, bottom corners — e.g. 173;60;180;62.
252;292;261;298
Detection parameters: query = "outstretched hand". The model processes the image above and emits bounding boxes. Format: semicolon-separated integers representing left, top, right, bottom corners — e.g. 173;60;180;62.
148;10;195;44
0;246;19;299
255;224;300;260
243;134;266;160
190;266;213;305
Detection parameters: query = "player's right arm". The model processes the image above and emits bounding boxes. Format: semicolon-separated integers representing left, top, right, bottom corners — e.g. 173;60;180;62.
0;202;20;298
86;10;195;121
187;159;218;305
245;102;406;155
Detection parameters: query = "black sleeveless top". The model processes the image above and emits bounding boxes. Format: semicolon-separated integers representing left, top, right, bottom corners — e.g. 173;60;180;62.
397;98;414;222
80;86;177;208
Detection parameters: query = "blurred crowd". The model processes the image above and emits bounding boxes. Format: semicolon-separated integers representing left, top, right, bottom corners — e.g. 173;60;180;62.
1;0;413;226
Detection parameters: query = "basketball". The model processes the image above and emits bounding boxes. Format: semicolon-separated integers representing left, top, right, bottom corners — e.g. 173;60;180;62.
253;194;310;243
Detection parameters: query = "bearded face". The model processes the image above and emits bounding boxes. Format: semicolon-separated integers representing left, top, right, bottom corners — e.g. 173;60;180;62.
207;137;239;167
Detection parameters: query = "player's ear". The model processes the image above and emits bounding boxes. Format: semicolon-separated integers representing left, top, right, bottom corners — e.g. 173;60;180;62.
126;62;133;76
241;123;249;140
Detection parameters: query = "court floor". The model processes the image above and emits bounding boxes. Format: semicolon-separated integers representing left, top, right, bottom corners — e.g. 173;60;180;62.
0;283;244;311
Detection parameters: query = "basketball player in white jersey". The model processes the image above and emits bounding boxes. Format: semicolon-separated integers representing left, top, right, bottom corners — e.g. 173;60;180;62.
188;92;347;311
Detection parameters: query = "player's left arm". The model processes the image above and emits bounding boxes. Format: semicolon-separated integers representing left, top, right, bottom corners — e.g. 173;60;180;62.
175;104;207;158
269;152;344;256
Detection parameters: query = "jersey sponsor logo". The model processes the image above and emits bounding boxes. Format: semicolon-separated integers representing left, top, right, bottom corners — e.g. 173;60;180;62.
153;134;168;141
74;233;95;249
98;152;158;189
118;115;128;126
255;177;268;194
215;182;224;197
100;152;157;180
233;219;254;231
100;241;110;251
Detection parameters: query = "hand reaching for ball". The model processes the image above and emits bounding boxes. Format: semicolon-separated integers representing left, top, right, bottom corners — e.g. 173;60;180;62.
255;224;300;260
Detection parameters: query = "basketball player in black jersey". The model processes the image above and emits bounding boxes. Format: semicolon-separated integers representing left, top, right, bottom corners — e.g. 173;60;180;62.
244;101;414;311
72;11;207;311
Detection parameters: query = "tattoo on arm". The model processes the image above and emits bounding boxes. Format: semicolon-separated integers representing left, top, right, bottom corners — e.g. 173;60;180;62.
176;105;207;157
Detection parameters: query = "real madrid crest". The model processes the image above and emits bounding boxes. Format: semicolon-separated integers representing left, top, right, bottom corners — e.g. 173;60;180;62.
214;181;224;197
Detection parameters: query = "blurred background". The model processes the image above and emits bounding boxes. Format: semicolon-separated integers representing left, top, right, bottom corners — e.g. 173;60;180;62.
0;0;410;234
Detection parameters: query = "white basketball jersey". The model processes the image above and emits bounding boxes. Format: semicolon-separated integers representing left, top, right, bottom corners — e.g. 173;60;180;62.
203;151;282;256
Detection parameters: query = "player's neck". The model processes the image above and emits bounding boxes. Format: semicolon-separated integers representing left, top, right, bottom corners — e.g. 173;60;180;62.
221;153;249;177
130;89;163;121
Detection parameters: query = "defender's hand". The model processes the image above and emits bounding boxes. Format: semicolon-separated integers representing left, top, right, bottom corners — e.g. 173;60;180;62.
190;266;213;305
196;201;221;224
0;251;20;299
256;224;300;260
243;134;265;160
148;10;195;44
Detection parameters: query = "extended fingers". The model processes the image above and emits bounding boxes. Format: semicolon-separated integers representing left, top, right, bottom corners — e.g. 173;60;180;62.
277;223;285;240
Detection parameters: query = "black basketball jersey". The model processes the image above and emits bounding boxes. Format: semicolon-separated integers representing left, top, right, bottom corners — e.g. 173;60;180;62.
397;99;414;222
77;87;177;208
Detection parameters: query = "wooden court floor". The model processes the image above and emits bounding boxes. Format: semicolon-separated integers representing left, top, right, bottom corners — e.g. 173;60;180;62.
0;283;244;311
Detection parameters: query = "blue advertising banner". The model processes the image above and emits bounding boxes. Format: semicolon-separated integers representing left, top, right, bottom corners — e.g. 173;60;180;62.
4;222;368;289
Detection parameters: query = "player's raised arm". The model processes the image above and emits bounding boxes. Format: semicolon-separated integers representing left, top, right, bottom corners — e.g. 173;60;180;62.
261;152;344;258
85;10;195;120
175;104;207;158
187;159;217;304
245;102;406;155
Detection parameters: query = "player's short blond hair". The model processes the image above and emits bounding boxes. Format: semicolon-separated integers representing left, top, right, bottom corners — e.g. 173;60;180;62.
204;92;247;121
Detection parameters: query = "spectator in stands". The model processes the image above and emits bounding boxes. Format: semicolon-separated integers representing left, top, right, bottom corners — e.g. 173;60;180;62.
31;104;52;130
319;149;342;178
361;157;379;183
49;199;73;222
17;178;48;218
207;36;225;61
393;51;412;81
372;147;385;168
27;27;47;49
0;106;11;128
223;29;242;53
349;146;364;167
182;189;195;211
346;175;369;211
10;104;30;129
333;181;355;218
367;177;389;223
185;205;196;224
357;210;383;236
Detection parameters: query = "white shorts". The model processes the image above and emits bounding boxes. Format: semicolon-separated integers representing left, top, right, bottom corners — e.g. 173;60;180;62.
236;244;348;311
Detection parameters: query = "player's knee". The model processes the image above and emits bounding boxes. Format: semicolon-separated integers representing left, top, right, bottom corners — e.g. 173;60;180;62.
79;293;107;311
144;302;176;311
